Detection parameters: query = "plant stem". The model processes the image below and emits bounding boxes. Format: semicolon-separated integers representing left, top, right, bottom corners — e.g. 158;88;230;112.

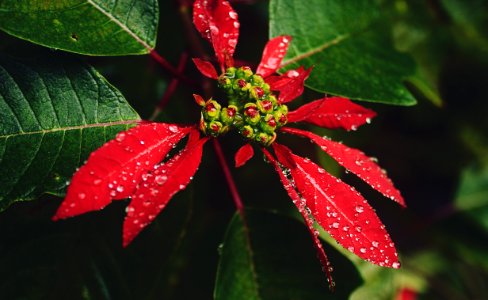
212;139;244;214
150;53;189;120
149;50;197;87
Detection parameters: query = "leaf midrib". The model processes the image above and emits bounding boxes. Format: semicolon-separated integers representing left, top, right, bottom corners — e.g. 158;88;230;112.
86;0;152;50
0;120;139;139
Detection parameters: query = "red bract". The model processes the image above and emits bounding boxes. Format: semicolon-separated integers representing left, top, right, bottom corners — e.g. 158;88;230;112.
191;0;405;271
54;0;405;286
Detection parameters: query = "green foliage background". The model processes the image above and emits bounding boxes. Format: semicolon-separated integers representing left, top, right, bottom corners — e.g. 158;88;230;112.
0;0;487;299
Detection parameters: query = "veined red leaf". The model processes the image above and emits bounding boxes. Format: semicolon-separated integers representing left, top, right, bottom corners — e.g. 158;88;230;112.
281;127;405;206
256;35;292;78
273;144;400;268
262;147;334;288
234;143;254;167
193;0;239;69
53;123;192;220
193;58;219;79
123;131;208;246
265;66;312;103
288;97;377;131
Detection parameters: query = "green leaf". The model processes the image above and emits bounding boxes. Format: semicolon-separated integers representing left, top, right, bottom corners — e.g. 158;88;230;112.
0;54;140;211
269;0;417;105
214;209;362;300
0;0;159;56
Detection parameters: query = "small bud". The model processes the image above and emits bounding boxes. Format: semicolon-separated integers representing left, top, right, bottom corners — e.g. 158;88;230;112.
221;105;238;125
225;67;236;78
243;103;260;125
274;111;288;127
257;100;273;113
236;66;253;79
208;121;223;137
256;132;276;146
241;125;254;139
251;87;265;100
251;75;264;86
203;100;221;120
260;114;277;134
218;76;231;88
262;83;271;94
193;94;206;106
268;94;278;105
237;79;247;88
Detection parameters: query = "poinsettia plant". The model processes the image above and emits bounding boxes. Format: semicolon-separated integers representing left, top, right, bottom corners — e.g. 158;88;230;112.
52;0;405;287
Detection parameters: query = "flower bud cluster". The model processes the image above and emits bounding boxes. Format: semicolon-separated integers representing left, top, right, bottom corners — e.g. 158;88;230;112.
199;66;288;146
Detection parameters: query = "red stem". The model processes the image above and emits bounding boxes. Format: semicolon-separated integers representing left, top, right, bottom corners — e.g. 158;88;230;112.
149;50;197;87
212;139;244;213
150;53;189;120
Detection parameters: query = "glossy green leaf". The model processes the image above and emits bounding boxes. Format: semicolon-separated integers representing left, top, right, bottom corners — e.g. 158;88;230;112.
0;0;159;56
269;0;417;105
214;209;362;300
0;54;140;211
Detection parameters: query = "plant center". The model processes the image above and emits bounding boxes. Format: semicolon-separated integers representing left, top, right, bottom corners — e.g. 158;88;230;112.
199;66;288;146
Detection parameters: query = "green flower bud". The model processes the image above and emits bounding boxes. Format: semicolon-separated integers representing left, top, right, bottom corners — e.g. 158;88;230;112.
221;105;238;125
203;100;221;120
208;120;223;137
250;86;265;100
241;125;254;139
256;132;276;146
260;114;277;134
243;103;260;125
257;99;273;114
251;74;264;86
262;83;271;94
225;67;236;78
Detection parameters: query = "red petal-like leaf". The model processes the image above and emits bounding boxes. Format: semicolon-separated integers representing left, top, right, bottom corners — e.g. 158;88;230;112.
123;131;208;246
262;147;335;288
193;0;239;69
265;66;312;103
234;143;254;167
193;58;219;79
272;144;401;268
256;35;292;78
53;123;192;220
282;127;405;206
288;97;377;131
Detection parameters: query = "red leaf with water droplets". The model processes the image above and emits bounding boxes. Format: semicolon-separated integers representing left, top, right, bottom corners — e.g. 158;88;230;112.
265;66;312;103
193;58;218;79
281;127;405;206
256;35;292;78
262;147;334;288
123;131;208;246
272;144;401;268
193;0;239;69
53;123;192;220
234;143;254;167
288;97;377;131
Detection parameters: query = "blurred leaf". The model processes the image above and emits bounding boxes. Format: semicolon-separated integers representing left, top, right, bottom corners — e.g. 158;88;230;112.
214;209;362;300
0;0;159;55
441;0;488;47
269;0;417;106
0;54;140;211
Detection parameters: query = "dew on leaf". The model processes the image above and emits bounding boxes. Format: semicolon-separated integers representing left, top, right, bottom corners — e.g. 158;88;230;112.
77;193;86;200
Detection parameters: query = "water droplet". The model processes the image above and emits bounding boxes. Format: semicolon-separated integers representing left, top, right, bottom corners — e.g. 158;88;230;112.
366;117;372;124
355;205;364;213
233;21;240;28
229;11;237;19
77;193;86;200
347;246;354;252
168;125;178;133
372;241;379;248
332;222;339;229
115;132;126;142
342;226;349;232
93;179;102;185
392;262;401;269
116;185;124;193
360;247;367;253
140;140;145;145
155;175;168;185
110;190;117;197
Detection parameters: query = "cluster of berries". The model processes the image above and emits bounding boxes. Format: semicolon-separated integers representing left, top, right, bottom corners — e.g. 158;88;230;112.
198;66;288;146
